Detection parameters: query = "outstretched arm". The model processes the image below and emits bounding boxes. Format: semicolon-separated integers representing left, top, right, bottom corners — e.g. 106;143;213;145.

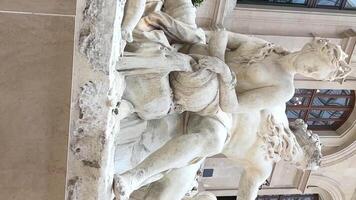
235;84;294;113
206;30;270;58
207;31;229;61
226;31;269;50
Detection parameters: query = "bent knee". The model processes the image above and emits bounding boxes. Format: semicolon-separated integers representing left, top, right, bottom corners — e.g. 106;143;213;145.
187;115;228;156
200;131;227;156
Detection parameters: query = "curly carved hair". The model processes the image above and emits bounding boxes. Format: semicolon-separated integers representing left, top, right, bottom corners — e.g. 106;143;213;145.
290;119;322;170
259;115;300;162
232;38;352;83
302;39;352;83
259;116;322;171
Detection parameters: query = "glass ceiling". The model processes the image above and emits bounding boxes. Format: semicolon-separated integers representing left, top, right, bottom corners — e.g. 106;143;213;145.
286;89;355;131
346;0;356;7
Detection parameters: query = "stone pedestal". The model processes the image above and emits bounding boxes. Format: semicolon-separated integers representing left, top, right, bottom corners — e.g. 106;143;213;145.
65;0;125;199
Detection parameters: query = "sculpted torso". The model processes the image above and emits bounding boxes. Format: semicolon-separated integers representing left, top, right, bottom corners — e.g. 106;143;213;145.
186;40;293;152
232;55;290;91
187;40;293;93
224;51;293;157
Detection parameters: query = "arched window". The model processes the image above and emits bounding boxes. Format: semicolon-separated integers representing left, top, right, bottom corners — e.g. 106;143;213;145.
286;89;355;131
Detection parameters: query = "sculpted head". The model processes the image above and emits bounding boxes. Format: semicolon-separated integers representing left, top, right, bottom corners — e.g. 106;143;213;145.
295;39;352;83
290;119;322;170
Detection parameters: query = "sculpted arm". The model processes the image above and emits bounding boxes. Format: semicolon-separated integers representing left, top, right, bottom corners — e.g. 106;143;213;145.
206;30;269;58
122;0;147;41
226;31;269;50
235;85;294;113
207;31;229;61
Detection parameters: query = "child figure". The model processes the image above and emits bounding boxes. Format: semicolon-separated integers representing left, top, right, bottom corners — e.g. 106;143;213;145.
121;0;205;45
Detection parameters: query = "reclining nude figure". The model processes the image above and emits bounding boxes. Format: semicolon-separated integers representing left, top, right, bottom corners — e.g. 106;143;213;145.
114;27;351;199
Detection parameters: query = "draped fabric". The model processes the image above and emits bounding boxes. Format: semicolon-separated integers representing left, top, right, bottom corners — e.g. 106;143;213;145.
123;0;238;118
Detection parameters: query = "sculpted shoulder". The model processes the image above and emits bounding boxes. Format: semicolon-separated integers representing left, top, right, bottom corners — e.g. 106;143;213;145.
234;59;292;91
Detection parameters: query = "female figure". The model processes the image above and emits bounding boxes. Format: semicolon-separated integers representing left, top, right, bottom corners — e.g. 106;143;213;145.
114;32;351;200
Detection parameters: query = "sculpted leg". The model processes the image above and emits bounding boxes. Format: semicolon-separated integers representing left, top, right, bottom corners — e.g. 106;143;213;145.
144;161;203;200
237;163;272;200
188;192;217;200
113;114;228;200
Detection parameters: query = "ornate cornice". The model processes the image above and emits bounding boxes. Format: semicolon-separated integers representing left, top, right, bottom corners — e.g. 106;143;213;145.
307;174;345;200
321;141;356;167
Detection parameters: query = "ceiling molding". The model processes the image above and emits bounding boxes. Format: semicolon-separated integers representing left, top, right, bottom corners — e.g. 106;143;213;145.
206;188;304;197
341;29;356;77
294;79;356;90
298;170;311;193
321;102;356;148
321;141;356;167
305;186;334;200
307;174;345;200
225;6;356;38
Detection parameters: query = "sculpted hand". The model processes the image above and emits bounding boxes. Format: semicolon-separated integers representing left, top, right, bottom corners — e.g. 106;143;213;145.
198;56;236;85
198;56;227;74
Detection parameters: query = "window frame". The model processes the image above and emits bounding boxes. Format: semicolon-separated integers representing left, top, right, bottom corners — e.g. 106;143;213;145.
237;0;356;10
286;89;355;131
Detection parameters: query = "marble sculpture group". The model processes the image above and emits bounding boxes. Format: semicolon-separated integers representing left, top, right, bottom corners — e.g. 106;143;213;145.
108;0;352;199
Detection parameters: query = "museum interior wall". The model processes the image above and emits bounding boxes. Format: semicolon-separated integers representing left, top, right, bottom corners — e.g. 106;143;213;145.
0;0;75;199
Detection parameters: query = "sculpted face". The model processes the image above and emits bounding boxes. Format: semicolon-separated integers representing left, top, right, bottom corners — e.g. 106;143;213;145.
295;51;335;80
295;39;351;82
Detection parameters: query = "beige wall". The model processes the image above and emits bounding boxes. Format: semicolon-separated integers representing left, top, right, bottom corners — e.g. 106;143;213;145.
316;154;356;200
0;1;75;199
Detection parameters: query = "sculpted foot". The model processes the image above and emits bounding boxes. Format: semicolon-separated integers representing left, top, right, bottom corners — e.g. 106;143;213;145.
118;100;135;120
122;29;133;43
113;174;132;200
